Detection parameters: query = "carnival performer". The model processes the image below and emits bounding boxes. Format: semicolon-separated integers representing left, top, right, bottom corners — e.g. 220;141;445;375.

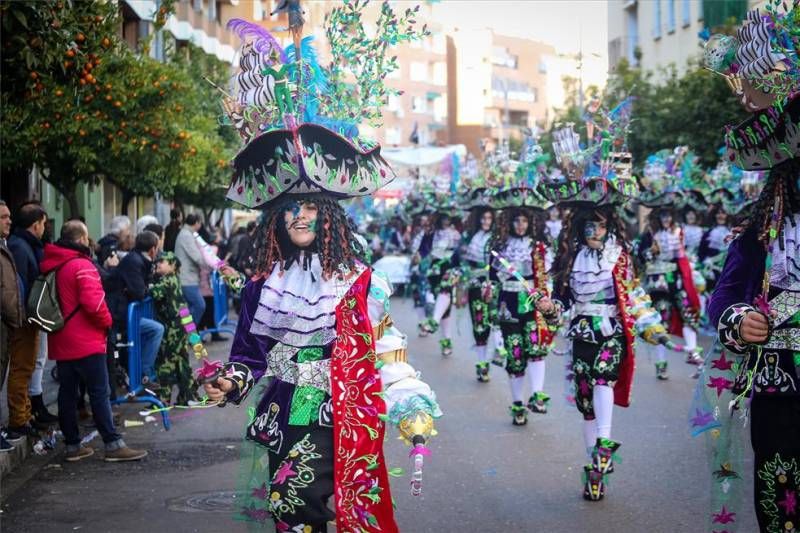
204;11;440;532
461;191;496;381
638;206;703;379
545;205;563;246
490;196;554;424
418;211;462;357
409;212;434;331
699;204;732;292
682;207;705;259
701;7;800;529
537;115;672;502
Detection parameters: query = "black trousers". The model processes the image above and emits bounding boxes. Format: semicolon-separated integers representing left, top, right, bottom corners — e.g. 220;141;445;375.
750;394;800;532
267;423;335;532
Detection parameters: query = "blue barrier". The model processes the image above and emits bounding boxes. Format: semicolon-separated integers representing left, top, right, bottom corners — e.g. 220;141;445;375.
199;270;237;340
111;297;171;430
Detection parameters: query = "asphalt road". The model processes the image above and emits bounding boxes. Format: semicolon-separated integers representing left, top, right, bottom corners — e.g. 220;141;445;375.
0;297;758;532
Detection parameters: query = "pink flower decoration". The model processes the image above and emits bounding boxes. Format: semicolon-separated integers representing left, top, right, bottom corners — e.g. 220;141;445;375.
754;293;771;315
195;358;223;382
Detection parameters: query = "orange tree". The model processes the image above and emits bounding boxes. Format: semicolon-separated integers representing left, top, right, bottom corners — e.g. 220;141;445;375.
1;0;233;216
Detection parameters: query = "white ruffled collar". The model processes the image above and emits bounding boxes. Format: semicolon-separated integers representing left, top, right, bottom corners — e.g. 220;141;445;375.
572;237;622;276
250;256;364;347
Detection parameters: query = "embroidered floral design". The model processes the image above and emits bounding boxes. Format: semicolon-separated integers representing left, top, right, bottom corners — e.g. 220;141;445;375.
757;454;800;533
269;434;322;519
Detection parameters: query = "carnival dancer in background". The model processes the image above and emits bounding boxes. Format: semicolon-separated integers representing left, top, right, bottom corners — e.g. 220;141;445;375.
537;112;674;502
682;207;705;259
204;9;441;532
490;191;554;425
699;204;732;293
410;212;434;333
637;158;704;379
699;8;800;530
461;189;496;382
418;208;462;357
545;205;563;246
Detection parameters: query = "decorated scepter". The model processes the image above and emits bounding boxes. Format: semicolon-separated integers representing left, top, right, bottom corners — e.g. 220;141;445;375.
397;411;435;497
490;250;547;308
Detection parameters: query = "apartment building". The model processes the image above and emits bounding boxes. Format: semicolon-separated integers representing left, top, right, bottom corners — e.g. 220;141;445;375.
301;1;448;148
446;28;554;156
607;0;759;79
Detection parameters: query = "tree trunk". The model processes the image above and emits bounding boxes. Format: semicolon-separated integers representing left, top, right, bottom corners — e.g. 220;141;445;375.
120;189;135;217
65;189;80;220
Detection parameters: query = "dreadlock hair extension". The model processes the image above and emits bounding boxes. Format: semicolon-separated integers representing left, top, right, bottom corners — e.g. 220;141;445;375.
551;205;630;298
492;207;547;253
465;207;494;239
737;158;800;248
251;194;366;280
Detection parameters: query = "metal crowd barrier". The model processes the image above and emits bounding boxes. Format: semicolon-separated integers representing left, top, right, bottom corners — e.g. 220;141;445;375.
111;297;171;430
199;270;237;340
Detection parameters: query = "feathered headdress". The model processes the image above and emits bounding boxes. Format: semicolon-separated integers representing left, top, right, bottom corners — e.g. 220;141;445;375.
539;98;638;207
702;2;800;170
221;3;428;209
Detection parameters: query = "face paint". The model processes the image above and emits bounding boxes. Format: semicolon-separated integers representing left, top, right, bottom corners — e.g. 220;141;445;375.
584;221;598;240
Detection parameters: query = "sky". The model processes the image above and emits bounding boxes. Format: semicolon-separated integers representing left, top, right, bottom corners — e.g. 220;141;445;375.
431;0;609;87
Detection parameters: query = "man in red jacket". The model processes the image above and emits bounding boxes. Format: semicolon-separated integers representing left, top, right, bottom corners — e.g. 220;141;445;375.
40;220;147;462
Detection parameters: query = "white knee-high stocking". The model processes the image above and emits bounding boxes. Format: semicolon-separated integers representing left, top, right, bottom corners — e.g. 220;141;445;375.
433;293;451;323
527;360;545;393
509;376;525;403
681;326;697;351
593;385;614;440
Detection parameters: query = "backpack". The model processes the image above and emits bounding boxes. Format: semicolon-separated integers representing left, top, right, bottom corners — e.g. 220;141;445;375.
26;257;80;333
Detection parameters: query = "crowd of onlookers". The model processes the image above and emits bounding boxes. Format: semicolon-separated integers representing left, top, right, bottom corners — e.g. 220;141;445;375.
0;199;255;462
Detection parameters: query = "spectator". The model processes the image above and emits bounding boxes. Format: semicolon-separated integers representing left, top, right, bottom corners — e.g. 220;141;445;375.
174;213;206;323
6;202;50;439
144;223;164;251
234;220;258;276
136;215;159;235
0;200;23;452
40;220;147;462
113;230;164;386
225;226;247;269
164;208;182;253
96;215;132;266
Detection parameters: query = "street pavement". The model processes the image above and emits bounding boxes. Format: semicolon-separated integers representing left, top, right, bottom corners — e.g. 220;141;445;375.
0;297;758;532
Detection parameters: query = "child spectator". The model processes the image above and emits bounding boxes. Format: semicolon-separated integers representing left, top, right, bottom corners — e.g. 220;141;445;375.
150;253;202;406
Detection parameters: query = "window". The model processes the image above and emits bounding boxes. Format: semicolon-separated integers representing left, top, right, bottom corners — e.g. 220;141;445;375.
538;61;547;74
387;65;401;79
433;95;447;122
411;96;427;114
386;93;401;112
385;127;402;145
208;0;216;21
432;62;446;85
410;62;427;82
667;0;676;32
682;0;691;26
653;0;662;39
193;0;203;11
491;46;518;69
431;34;446;54
410;38;422;49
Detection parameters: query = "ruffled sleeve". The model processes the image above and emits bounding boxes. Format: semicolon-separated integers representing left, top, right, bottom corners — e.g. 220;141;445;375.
369;270;442;444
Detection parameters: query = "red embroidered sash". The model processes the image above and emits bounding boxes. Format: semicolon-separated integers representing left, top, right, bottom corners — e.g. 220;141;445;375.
331;268;398;533
612;251;636;408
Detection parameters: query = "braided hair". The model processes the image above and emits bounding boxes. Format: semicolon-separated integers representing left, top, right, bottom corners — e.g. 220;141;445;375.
739;158;800;247
249;194;367;280
551;205;629;298
492;207;547;252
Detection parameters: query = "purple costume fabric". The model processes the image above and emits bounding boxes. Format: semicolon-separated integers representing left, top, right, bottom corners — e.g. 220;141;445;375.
706;226;765;327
